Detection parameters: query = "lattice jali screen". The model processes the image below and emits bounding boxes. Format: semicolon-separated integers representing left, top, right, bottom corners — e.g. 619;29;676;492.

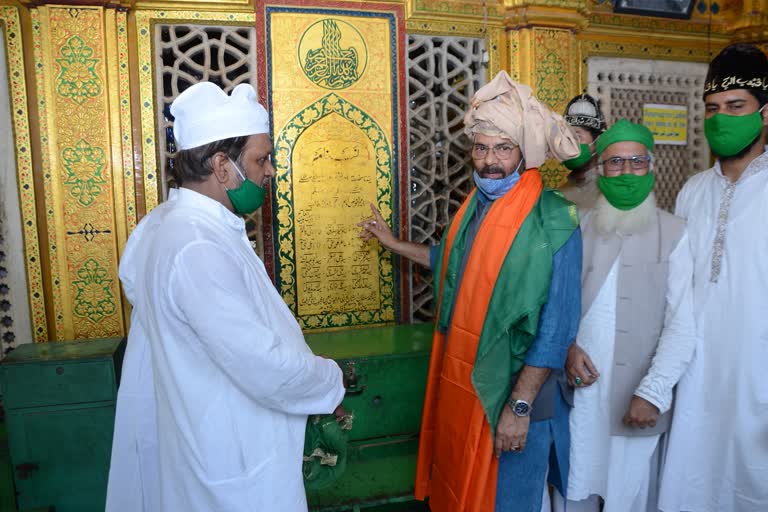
407;34;486;322
0;226;13;357
153;24;264;255
587;57;710;212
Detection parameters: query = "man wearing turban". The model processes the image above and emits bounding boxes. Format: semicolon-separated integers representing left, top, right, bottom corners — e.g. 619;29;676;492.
106;82;345;512
658;43;768;512
558;120;696;512
560;94;607;210
360;71;583;511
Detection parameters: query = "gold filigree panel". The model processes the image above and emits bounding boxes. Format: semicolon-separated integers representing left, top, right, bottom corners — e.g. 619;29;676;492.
33;6;127;339
514;27;576;187
135;10;256;214
0;7;47;342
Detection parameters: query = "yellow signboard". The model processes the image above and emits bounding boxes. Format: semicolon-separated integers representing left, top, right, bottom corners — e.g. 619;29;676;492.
642;103;688;145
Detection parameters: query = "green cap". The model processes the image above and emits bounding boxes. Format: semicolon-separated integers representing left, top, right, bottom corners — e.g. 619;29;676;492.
596;119;655;156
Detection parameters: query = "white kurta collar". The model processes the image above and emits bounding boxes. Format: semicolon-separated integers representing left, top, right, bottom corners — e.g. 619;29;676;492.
712;150;768;184
708;151;768;282
175;187;246;232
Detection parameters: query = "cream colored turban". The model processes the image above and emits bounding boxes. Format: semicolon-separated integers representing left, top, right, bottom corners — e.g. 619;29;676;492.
464;71;580;168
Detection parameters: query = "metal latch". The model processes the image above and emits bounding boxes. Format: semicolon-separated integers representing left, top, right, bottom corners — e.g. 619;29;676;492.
343;361;367;396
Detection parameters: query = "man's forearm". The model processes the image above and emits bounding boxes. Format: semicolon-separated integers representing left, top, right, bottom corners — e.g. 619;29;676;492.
510;365;551;403
387;240;431;268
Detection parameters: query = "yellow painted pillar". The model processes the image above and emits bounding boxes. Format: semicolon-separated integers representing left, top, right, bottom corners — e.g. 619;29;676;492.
504;1;589;186
730;0;768;50
22;1;135;340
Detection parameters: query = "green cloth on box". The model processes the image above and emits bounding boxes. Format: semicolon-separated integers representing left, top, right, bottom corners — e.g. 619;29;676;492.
303;414;349;490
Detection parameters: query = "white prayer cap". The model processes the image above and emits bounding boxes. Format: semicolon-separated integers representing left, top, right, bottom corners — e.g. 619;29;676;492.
170;82;269;150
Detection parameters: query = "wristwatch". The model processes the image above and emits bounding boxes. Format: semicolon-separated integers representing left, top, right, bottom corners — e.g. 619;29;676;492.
506;398;531;417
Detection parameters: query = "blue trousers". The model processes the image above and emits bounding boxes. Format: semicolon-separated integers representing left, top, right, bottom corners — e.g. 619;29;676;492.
495;389;570;512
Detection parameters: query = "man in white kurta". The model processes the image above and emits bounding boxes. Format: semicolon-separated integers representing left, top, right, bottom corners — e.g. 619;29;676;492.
658;43;768;512
106;82;345;512
556;120;696;512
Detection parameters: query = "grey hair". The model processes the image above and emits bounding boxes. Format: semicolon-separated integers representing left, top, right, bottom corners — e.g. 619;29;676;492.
170;135;250;187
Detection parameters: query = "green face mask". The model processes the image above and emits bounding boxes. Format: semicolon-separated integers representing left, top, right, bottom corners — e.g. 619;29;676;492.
704;109;765;158
563;143;594;171
226;160;266;215
597;172;655;211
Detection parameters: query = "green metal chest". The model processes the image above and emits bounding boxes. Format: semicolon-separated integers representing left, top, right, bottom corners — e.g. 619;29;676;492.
305;323;433;511
0;338;125;512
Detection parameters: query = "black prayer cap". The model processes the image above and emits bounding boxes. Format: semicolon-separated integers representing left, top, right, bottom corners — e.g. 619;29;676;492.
563;94;606;133
704;44;768;98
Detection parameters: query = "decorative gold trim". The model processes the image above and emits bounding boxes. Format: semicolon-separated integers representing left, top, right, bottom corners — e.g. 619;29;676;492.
405;19;503;78
407;0;503;19
106;10;127;254
730;26;768;44
105;9;134;328
17;0;132;7
117;11;136;235
507;28;520;82
135;9;256;213
505;0;587;8
136;0;253;10
0;6;48;342
32;7;67;339
587;12;729;37
505;6;589;31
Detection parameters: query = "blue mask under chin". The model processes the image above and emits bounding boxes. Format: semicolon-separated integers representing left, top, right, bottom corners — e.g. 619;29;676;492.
473;160;523;200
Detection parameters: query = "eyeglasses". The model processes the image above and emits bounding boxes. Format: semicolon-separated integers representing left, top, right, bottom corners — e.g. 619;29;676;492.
600;155;652;173
472;143;517;160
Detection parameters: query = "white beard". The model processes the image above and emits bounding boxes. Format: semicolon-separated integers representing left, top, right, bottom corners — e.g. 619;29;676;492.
593;192;657;236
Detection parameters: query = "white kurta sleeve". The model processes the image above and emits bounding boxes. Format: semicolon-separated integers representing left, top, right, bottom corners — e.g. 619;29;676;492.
674;179;691;219
634;230;697;414
169;240;345;416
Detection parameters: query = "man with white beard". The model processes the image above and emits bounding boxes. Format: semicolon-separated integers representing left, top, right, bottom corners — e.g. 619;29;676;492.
555;119;696;512
658;43;768;512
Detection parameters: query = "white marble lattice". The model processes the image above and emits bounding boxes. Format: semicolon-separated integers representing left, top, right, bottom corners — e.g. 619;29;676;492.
407;34;486;321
